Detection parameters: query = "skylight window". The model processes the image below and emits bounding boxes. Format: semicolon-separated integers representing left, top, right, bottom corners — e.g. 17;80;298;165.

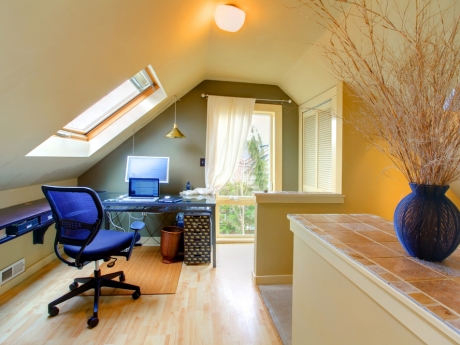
61;70;154;136
27;65;167;157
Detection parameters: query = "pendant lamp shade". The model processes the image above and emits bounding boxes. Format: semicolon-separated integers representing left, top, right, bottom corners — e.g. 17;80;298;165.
165;97;186;139
215;5;245;32
165;123;186;139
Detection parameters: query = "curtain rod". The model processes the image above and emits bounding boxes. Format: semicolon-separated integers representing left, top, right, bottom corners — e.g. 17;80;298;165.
201;93;292;104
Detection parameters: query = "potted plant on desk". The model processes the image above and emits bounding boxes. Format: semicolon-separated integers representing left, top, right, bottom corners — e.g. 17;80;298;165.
299;0;460;261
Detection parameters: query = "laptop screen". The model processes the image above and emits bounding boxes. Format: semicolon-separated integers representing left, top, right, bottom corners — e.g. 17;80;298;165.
128;178;160;197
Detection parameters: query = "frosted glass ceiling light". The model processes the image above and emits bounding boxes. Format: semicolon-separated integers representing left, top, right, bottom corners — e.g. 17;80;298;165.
215;5;245;32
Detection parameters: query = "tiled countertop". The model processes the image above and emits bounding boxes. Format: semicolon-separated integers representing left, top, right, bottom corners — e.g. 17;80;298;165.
288;213;460;334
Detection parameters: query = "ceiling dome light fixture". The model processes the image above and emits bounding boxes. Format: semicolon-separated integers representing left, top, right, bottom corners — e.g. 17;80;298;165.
165;96;186;139
215;5;246;32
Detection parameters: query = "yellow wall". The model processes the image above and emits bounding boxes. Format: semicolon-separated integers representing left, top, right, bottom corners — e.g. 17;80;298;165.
254;85;460;282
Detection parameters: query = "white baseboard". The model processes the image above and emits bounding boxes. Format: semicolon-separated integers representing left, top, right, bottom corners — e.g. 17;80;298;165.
252;271;293;285
217;238;254;244
0;251;57;296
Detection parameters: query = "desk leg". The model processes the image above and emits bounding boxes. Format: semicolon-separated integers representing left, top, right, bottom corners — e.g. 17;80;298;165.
32;223;53;244
211;208;216;268
104;211;110;230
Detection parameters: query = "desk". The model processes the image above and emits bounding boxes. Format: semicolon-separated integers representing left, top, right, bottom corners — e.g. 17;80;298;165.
0;198;53;245
100;193;217;267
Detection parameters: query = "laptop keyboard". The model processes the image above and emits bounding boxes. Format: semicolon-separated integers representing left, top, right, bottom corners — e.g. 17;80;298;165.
120;197;159;202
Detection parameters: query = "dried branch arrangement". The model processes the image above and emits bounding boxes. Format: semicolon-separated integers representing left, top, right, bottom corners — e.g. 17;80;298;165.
298;0;460;185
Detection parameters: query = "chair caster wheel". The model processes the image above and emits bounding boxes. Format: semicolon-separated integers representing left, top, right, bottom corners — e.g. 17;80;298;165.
87;316;99;328
132;291;141;300
48;306;59;317
69;282;79;291
120;273;125;282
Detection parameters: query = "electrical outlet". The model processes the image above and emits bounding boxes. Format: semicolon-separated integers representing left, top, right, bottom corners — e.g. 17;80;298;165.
200;158;205;166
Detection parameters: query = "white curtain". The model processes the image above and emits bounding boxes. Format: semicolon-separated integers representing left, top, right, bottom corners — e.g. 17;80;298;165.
203;95;256;194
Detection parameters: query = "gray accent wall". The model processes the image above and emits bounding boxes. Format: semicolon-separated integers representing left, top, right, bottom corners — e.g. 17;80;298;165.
79;80;299;194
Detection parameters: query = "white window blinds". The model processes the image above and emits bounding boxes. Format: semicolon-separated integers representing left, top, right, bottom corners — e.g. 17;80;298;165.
303;112;317;189
302;101;333;192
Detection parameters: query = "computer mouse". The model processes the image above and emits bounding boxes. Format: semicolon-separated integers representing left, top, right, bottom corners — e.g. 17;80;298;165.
164;196;170;199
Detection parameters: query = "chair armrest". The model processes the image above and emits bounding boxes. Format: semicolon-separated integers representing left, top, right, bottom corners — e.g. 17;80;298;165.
124;221;144;261
130;221;145;232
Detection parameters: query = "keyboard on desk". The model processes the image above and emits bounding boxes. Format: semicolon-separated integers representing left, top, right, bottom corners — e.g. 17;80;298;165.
119;197;159;202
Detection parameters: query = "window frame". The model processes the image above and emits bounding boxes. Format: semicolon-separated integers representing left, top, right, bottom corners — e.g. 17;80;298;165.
298;82;343;194
54;67;159;142
216;103;282;241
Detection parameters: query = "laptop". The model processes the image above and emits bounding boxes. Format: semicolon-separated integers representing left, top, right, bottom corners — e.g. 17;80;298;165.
122;178;160;202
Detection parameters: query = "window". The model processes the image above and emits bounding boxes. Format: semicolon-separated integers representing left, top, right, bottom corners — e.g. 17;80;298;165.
56;67;159;141
27;65;167;157
216;104;282;241
299;83;343;193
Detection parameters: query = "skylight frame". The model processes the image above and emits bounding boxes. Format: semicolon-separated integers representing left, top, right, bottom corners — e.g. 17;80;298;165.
58;67;159;140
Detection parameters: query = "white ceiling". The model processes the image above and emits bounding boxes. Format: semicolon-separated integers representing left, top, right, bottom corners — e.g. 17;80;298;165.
0;0;336;191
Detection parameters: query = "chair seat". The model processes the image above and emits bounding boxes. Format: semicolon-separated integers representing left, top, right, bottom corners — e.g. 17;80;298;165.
64;230;141;262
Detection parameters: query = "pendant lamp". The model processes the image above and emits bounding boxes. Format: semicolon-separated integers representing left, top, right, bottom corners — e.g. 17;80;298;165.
165;96;186;138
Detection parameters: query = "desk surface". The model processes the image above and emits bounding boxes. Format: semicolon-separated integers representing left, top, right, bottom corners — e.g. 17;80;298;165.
0;199;51;229
289;213;460;338
100;192;216;208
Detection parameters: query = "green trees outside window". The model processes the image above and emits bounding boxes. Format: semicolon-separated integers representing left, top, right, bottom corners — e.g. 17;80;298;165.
219;127;269;235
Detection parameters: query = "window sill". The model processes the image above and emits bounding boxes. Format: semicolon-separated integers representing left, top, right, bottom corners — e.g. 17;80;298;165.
254;191;345;204
216;237;254;244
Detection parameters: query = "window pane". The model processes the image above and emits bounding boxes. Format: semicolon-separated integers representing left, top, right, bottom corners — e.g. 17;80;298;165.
219;204;255;235
63;70;152;133
220;114;271;196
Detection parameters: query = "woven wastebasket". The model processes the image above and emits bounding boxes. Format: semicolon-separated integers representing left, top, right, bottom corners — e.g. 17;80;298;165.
160;226;184;264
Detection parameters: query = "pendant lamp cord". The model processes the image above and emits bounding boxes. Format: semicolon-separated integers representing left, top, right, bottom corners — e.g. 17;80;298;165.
174;95;177;124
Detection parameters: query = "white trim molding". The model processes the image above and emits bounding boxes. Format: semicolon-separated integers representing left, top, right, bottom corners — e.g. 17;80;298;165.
254;191;345;204
252;271;293;285
298;82;343;193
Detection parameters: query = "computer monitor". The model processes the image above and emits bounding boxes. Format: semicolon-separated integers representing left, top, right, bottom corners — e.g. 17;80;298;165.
125;156;169;183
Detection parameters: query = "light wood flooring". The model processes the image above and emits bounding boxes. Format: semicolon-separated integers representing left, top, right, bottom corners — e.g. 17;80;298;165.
0;244;282;345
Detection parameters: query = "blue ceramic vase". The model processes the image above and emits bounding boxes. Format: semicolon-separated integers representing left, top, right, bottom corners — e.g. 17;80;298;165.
394;183;460;262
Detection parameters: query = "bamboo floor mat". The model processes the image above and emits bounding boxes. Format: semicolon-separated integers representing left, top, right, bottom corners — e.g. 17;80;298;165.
80;246;182;295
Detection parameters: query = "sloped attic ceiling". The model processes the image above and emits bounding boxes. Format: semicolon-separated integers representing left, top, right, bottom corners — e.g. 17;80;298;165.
0;0;335;191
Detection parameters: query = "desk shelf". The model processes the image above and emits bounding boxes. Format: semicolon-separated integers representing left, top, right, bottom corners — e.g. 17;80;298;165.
0;220;54;245
0;199;53;246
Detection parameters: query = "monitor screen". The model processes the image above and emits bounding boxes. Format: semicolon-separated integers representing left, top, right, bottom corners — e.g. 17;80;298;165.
125;156;169;183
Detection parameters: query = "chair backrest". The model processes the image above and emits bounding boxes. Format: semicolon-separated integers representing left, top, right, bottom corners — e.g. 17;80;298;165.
42;186;103;247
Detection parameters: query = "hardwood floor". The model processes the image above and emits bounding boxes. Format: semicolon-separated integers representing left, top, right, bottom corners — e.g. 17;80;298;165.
0;244;282;345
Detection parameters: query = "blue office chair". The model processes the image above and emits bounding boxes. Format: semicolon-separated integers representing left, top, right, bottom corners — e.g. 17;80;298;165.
42;185;144;328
